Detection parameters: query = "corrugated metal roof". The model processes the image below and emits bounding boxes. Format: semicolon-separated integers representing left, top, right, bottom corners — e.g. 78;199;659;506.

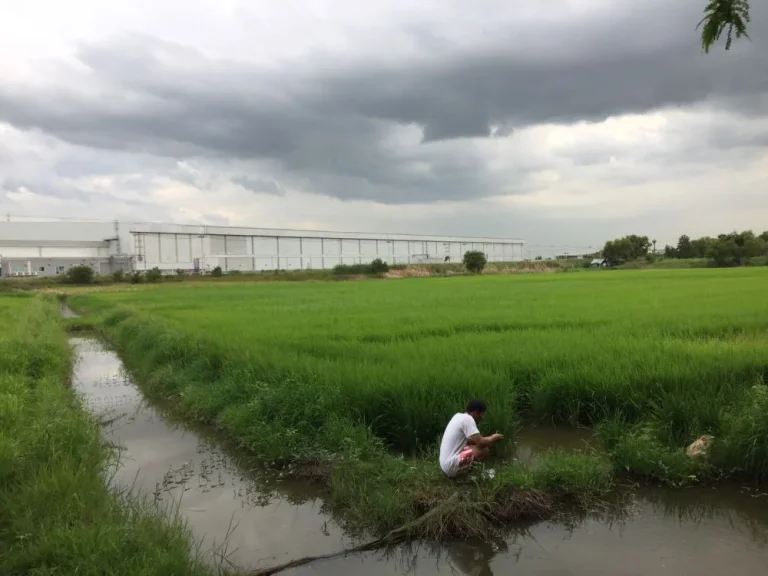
127;222;524;244
0;219;523;245
0;239;109;248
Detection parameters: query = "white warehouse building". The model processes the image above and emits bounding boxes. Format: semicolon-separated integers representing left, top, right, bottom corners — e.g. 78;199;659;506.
0;220;525;277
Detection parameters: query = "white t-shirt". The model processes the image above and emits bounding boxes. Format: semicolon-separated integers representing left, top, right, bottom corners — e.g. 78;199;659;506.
439;413;480;477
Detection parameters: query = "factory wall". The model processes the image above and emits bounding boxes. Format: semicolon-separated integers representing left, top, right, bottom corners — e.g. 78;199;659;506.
131;232;525;272
0;256;132;278
1;257;107;278
1;221;525;275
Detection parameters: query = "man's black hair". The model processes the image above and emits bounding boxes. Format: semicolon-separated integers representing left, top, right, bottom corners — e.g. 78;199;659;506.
465;398;487;414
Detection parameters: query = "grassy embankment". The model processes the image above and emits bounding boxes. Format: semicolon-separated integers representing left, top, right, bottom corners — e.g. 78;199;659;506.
0;294;215;575
69;268;768;538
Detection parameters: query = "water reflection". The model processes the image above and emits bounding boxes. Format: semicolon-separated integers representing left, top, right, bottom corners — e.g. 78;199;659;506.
444;539;506;576
284;465;768;575
70;337;352;572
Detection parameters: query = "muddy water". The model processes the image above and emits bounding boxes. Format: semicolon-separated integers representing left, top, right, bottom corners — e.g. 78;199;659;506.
60;301;79;318
286;483;768;575
513;425;596;465
70;334;768;575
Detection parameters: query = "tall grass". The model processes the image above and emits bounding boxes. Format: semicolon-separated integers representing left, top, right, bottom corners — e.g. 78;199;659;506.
0;295;214;575
70;268;768;487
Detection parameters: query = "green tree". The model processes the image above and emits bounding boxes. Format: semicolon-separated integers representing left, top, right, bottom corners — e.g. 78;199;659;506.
698;0;751;53
691;237;715;258
602;235;650;262
676;235;693;259
708;237;740;266
463;250;487;274
627;235;652;259
702;231;765;266
743;236;766;258
211;266;223;277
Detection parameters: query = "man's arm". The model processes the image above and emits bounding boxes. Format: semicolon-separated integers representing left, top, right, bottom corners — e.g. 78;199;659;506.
467;433;503;447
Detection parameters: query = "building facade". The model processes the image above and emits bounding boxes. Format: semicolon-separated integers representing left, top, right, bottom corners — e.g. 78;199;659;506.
0;220;525;276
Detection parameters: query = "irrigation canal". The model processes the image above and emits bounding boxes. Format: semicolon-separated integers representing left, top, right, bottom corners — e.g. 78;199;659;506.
69;325;768;575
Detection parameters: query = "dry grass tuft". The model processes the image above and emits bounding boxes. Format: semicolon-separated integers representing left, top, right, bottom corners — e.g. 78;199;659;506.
384;265;433;278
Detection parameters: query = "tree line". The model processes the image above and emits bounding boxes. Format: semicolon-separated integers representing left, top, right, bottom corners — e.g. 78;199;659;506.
601;230;768;267
664;230;768;266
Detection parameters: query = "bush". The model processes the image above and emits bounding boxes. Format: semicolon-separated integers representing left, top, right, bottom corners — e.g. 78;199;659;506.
175;269;186;276
112;269;125;282
597;419;703;486
332;259;390;276
65;266;94;285
462;250;487;274
211;266;223;277
333;263;368;275
145;267;163;283
370;258;389;274
130;271;143;284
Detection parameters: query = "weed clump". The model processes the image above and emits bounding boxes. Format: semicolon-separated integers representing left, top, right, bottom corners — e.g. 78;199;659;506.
145;266;163;283
333;258;390;276
710;383;768;480
597;418;704;486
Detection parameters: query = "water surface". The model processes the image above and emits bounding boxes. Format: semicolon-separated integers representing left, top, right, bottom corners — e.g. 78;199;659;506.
285;483;768;576
70;337;351;571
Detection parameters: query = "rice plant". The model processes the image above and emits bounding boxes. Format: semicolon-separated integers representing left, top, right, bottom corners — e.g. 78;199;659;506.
70;267;768;495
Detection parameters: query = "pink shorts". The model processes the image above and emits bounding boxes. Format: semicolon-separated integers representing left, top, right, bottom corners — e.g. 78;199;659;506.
457;446;474;470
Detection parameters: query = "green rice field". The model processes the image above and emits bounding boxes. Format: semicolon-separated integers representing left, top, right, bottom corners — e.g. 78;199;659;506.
71;268;768;488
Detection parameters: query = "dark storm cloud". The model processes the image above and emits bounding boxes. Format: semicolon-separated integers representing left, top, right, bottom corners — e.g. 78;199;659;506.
0;1;766;203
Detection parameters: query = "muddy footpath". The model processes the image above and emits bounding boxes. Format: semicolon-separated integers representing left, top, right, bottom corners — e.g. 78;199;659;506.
70;332;768;575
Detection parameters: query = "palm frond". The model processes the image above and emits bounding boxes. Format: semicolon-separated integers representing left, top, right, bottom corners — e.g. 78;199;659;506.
697;0;751;53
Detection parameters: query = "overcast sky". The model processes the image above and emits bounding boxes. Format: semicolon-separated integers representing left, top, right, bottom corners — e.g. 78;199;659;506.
1;1;766;255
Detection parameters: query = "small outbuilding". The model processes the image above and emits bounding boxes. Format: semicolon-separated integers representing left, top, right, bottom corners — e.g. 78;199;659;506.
590;258;608;268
